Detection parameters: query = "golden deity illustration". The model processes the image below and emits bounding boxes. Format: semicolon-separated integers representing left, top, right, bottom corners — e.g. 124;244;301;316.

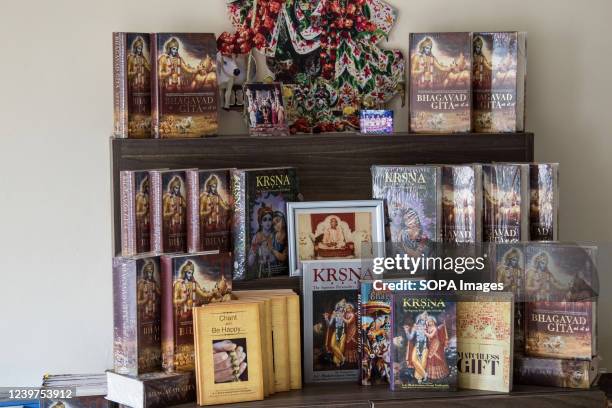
199;175;229;231
127;36;150;91
158;37;197;92
137;260;160;320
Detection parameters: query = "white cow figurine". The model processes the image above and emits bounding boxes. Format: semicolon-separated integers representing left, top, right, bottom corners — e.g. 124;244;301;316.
217;52;249;110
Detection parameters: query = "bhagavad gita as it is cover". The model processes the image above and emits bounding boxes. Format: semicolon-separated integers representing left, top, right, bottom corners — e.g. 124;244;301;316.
120;170;152;256
457;293;513;392
193;302;264;406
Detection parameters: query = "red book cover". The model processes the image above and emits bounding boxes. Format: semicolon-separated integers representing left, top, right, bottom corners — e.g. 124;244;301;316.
187;169;233;253
161;252;232;372
113;256;162;376
151;33;219;138
113;32;152;138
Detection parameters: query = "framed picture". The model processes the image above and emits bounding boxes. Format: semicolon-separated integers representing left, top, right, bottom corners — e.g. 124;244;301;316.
287;200;386;276
244;82;289;136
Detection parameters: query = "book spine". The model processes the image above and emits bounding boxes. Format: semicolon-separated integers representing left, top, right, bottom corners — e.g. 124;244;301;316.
186;170;200;253
389;294;396;391
150;33;160;139
357;288;364;385
120;171;136;256
474;164;483;243
150;171;163;253
113;32;128;138
161;256;175;372
231;170;247;280
517;32;527;132
143;372;196;408
520;164;529;241
287;295;302;389
434;165;442;242
112;258;137;376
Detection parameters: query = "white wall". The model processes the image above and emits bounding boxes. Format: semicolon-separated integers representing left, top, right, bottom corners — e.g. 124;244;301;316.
0;0;610;386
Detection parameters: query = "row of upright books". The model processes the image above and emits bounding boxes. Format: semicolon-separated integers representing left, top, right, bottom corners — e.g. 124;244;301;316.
113;31;527;138
120;164;559;279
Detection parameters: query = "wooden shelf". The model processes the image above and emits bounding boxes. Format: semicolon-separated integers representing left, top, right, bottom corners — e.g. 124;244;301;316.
173;383;605;408
110;131;534;254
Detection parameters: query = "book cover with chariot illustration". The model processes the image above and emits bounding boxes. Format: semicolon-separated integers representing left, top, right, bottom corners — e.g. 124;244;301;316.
472;32;526;132
390;293;457;390
113;255;162;377
409;32;472;133
231;167;299;280
302;259;374;383
113;33;152;139
187;169;233;253
160;252;232;372
151;33;219;138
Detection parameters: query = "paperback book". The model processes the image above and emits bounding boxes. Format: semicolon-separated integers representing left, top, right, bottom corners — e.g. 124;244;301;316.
472;32;527;132
186;169;233;253
113;255;162;376
151;33;219;138
482;164;529;243
161;252;232;372
456;293;513;392
372;165;441;256
514;355;599;389
231;167;299;280
409;32;472;133
441;165;482;243
390;293;457;390
193;302;264;405
120;170;151;256
113;33;152;138
150;169;189;253
302;259;374;383
529;163;559;241
359;280;392;385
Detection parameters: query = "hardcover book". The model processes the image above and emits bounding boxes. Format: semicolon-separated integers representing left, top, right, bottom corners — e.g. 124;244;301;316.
41;373;110;408
186;169;233;253
113;255;162;376
231;167;299;280
113;33;152;139
120;171;151;256
482;164;529;243
409;32;472;133
456;293;513;392
193;302;264;406
150;169;189;253
524;301;596;360
514;355;599;389
441;165;482;243
359;280;392;385
302;259;374;383
472;32;527;133
529;163;559;241
151;33;219;138
106;371;196;408
390;294;457;390
372;165;441;255
160;252;232;372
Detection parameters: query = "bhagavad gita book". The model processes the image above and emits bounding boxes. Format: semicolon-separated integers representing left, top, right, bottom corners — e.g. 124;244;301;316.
371;165;441;254
231;167;299;280
456;293;513;392
113;33;152;139
359;280;392;385
515;355;599;389
525;301;596;360
302;260;374;383
472;32;527;132
409;32;472;133
120;170;151;256
482;164;529;243
150;169;190;253
113;255;162;376
151;33;219;138
529;163;559;241
160;252;232;373
41;373;111;408
441;165;482;243
390;293;457;391
106;371;196;408
193;302;264;406
186;169;234;253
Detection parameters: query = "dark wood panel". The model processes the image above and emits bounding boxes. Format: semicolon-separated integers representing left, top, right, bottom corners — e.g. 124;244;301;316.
110;132;534;254
171;383;605;408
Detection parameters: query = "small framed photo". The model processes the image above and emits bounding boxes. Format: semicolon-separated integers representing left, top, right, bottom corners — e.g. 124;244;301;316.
287;200;386;276
359;109;394;134
244;82;289;136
